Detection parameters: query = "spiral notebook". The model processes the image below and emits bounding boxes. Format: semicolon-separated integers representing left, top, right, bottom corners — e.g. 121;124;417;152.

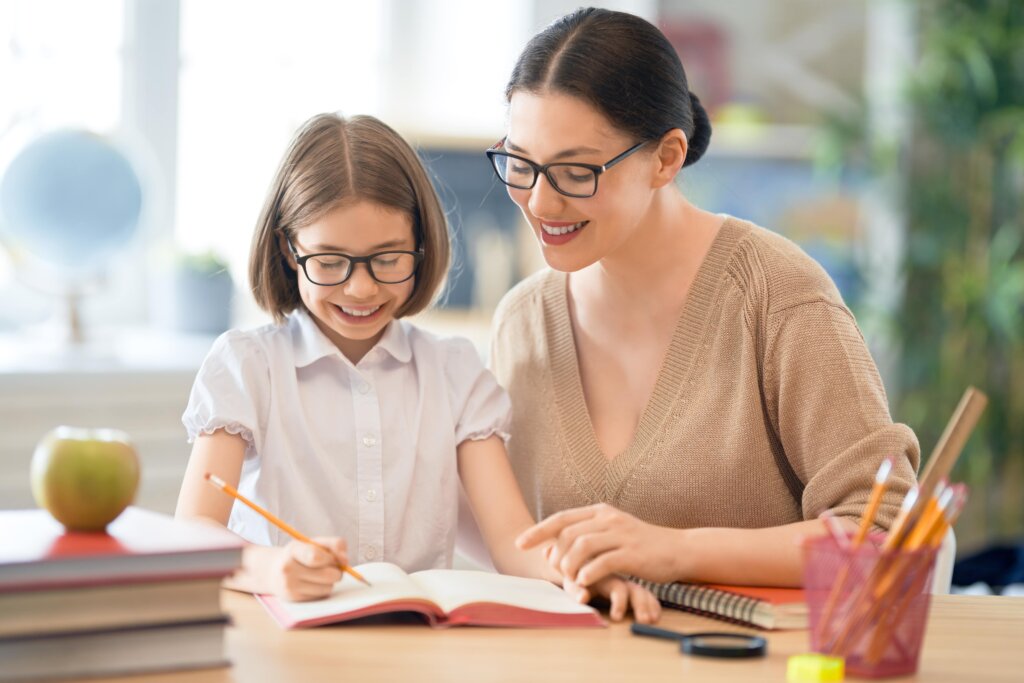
632;579;807;630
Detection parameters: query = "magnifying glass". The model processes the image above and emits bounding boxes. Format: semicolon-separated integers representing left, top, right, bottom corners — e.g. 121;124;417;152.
631;623;768;659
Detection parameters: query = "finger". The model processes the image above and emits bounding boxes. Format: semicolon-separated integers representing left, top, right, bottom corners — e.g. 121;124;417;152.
608;580;628;621
576;549;631;587
545;517;608;568
288;540;340;569
558;531;622;582
516;506;601;549
628;583;661;624
304;564;345;586
285;577;340;601
312;536;348;553
280;554;344;586
561;578;590;605
311;537;349;565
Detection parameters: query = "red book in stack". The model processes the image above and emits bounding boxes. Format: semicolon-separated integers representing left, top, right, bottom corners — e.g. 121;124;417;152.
0;507;244;682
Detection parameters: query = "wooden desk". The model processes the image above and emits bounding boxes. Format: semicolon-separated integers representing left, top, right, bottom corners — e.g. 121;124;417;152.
99;592;1023;683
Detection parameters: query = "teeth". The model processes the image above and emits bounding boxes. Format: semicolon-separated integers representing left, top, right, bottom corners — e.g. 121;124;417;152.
541;221;586;236
340;305;381;317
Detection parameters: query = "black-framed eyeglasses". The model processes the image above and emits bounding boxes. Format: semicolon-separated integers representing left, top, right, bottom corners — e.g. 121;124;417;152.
485;138;649;198
286;238;423;286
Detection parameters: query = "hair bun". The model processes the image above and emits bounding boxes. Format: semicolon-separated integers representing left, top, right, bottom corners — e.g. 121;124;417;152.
684;93;712;167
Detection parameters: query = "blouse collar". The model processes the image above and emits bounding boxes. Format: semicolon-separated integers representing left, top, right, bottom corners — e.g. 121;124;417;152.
290;308;412;368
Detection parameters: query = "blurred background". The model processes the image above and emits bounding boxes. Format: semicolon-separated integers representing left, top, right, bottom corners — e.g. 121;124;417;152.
0;1;1021;576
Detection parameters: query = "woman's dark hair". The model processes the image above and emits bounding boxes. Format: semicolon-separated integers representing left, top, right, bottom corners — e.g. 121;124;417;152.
506;7;711;167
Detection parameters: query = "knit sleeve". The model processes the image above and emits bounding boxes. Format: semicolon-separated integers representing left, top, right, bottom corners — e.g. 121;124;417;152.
762;299;920;529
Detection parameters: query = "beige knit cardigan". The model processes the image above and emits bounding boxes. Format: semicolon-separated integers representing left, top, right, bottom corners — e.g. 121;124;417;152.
490;216;918;531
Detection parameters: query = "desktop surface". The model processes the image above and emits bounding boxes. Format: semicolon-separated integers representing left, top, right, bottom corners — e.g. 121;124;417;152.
85;591;1022;683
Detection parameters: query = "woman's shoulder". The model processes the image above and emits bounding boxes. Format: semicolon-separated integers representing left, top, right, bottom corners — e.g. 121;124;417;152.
492;268;561;333
722;216;844;312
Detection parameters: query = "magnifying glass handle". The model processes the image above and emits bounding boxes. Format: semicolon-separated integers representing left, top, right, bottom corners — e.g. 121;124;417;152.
630;623;686;641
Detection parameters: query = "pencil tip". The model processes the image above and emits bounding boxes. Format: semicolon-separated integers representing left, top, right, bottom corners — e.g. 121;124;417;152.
203;472;211;480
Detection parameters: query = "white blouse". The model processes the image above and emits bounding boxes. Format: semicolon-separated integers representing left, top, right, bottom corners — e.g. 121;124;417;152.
182;309;510;572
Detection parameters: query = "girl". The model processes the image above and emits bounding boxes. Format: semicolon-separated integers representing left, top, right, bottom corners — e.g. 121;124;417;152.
486;8;920;588
175;113;658;622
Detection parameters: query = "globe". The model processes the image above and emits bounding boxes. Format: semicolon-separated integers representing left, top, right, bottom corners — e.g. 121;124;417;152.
0;129;143;275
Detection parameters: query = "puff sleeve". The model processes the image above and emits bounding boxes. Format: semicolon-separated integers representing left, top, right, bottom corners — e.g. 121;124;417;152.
444;337;512;446
181;330;271;455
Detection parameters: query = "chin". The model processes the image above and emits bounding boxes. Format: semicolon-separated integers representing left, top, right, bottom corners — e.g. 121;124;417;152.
537;241;600;273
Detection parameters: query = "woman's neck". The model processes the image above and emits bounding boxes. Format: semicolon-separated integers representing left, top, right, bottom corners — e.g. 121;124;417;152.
575;189;721;314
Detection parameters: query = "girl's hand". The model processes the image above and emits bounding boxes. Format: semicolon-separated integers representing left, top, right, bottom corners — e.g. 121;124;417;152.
562;575;661;624
518;503;683;587
268;537;348;601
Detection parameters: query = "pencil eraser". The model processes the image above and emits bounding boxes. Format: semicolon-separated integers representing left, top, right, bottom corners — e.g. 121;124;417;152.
787;653;844;683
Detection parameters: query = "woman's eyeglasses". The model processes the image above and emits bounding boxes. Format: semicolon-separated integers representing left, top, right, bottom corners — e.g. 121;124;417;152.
286;238;423;286
485;139;648;198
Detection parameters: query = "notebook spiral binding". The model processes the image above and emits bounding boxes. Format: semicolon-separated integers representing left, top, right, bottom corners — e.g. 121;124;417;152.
630;578;764;628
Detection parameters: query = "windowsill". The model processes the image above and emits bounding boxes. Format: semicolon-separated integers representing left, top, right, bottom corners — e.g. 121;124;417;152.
0;326;218;375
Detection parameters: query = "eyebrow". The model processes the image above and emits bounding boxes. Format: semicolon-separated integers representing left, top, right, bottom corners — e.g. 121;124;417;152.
306;238;411;252
504;139;603;161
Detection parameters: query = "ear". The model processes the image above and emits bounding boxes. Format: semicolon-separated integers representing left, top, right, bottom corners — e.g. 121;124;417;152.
650;129;688;189
277;231;298;270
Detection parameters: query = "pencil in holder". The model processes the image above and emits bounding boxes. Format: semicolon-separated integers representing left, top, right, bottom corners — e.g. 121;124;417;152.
803;534;938;679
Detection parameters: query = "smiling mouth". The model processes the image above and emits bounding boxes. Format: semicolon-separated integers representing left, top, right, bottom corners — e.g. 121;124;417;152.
338;304;382;317
541;221;588;236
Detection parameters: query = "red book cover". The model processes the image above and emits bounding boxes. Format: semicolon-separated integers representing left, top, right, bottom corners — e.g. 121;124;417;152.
0;507;244;591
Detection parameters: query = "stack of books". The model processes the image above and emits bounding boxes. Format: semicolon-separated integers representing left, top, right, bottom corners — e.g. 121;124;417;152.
0;507;244;682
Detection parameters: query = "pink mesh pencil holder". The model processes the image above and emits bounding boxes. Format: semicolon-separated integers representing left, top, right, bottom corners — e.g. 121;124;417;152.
802;534;939;678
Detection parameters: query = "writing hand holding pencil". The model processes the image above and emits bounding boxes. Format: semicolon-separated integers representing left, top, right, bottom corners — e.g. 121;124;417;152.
204;473;371;600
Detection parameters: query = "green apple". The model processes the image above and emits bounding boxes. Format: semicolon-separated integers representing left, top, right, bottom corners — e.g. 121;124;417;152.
30;427;141;532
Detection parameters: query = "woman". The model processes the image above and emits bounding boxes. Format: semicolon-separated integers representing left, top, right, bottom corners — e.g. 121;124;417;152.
486;7;919;590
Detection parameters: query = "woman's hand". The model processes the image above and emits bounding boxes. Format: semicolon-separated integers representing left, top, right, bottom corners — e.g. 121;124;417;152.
518;503;684;587
265;537;348;601
562;575;661;624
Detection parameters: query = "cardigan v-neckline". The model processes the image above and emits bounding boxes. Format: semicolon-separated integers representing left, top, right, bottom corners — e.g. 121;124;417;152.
541;217;742;501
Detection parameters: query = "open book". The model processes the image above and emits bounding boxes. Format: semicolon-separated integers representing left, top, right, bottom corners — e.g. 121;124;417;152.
257;562;604;629
632;579;807;630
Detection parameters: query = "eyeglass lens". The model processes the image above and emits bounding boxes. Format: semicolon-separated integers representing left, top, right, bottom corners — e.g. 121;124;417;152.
490;154;598;197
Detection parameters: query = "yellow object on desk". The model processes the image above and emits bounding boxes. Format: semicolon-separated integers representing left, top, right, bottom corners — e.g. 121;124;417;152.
787;653;844;682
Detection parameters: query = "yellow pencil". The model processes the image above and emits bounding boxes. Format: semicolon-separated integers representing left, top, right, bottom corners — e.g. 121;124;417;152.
853;457;893;546
204;472;371;587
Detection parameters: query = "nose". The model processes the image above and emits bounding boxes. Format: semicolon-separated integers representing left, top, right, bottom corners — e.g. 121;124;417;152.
343;262;379;298
527;172;566;219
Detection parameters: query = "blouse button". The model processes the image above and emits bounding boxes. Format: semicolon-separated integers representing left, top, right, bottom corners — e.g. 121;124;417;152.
365;488;378;502
364;545;378;560
362;434;377;448
358;382;371;394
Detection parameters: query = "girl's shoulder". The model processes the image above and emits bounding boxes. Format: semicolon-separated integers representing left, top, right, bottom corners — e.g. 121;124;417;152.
202;315;300;370
402;321;484;365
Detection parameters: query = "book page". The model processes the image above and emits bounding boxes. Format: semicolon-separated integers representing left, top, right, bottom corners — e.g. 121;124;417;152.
409;569;596;616
270;562;432;622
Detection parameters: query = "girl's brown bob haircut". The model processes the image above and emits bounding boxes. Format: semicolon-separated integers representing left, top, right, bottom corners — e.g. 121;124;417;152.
249;113;450;323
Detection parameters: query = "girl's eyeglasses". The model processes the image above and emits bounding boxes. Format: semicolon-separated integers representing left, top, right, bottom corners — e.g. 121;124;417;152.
485;138;648;198
286;238;423;286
